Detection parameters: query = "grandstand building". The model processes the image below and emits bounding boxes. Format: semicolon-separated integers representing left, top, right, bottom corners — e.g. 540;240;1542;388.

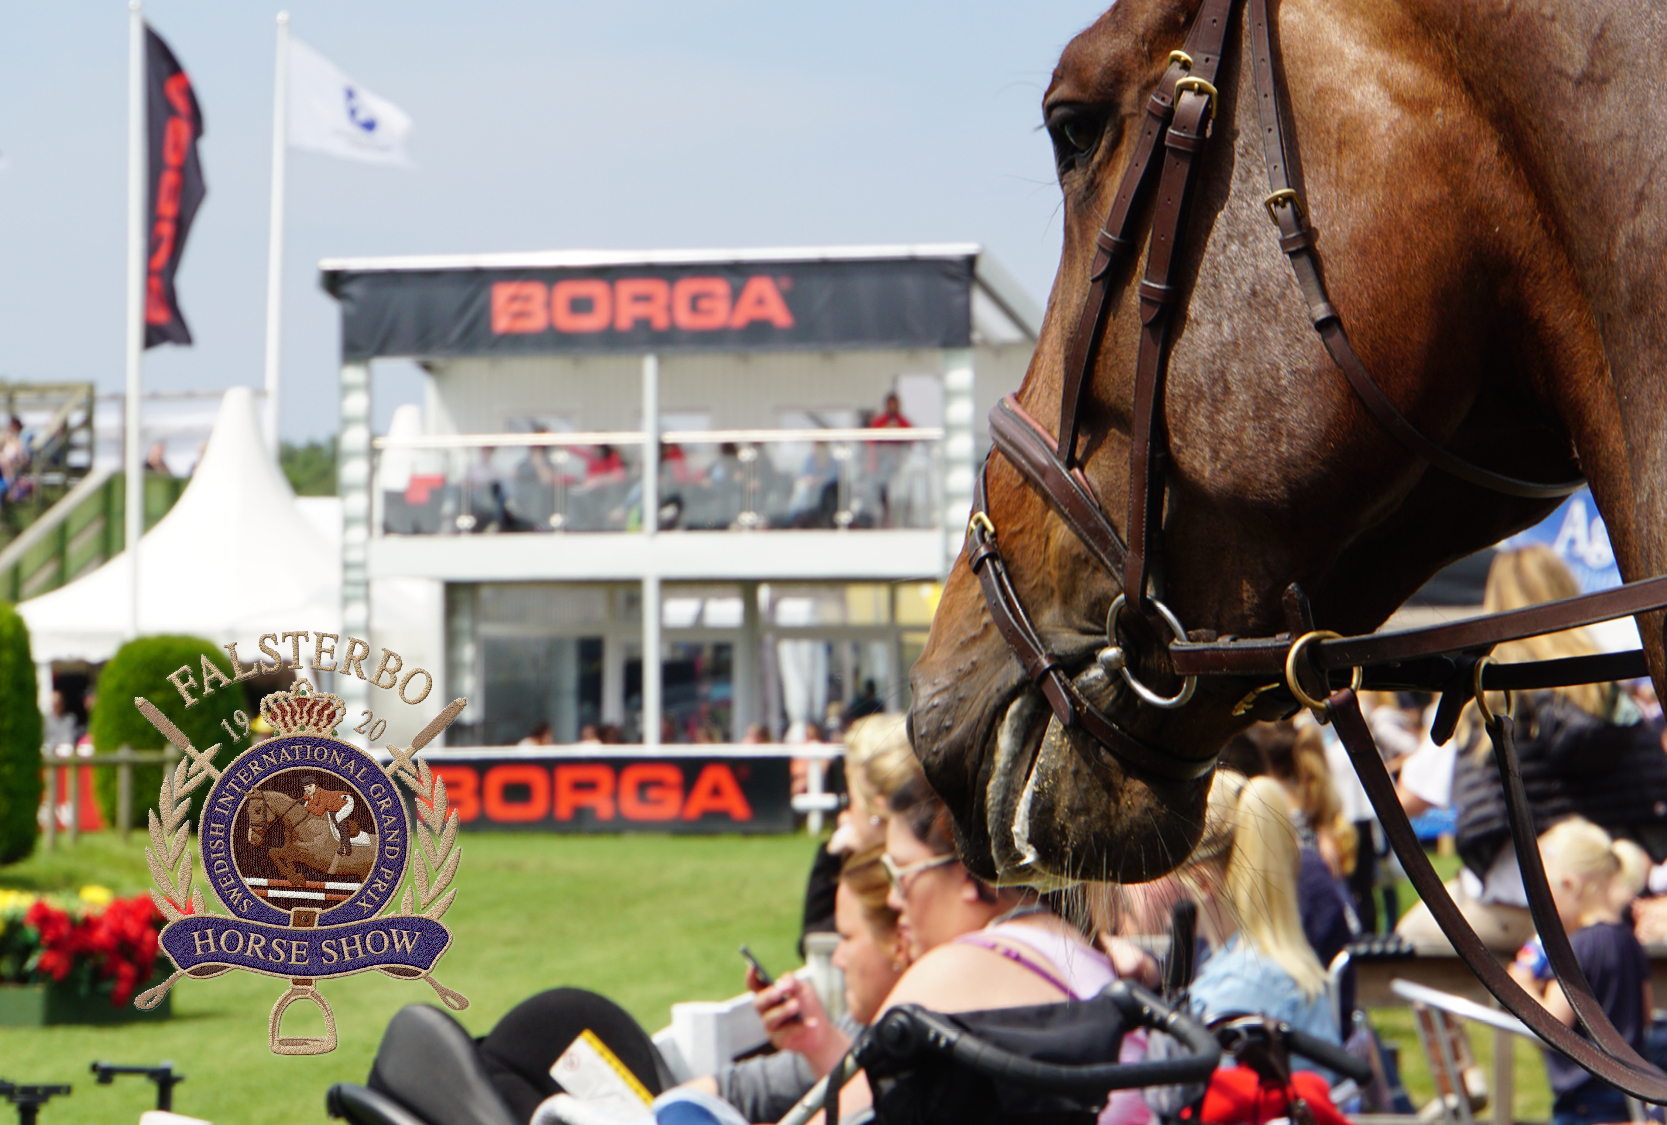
321;245;1039;745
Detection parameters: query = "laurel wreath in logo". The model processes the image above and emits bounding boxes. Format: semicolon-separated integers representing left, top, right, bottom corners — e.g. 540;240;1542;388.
136;697;469;1016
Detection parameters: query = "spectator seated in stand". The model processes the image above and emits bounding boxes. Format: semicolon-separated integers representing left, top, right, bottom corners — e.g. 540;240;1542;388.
800;713;919;947
376;846;905;1125
1510;818;1654;1125
644;775;1159;1125
1397;546;1667;953
1129;772;1343;1082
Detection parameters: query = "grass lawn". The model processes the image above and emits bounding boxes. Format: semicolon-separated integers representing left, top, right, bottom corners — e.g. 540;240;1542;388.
3;832;1562;1124
2;831;814;1125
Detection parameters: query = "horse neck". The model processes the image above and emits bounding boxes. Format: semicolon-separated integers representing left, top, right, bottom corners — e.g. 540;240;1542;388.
1408;0;1667;577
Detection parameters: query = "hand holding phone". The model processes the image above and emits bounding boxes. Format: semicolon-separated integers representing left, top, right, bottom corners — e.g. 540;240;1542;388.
739;944;774;988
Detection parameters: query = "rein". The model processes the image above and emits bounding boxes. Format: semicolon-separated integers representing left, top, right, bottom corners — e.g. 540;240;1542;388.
970;0;1667;1097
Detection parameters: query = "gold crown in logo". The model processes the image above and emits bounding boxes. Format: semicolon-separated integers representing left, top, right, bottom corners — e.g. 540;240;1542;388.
260;680;347;739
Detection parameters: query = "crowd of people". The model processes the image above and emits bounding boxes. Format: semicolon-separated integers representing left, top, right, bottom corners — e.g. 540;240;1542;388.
393;393;926;536
368;543;1667;1125
403;708;1370;1125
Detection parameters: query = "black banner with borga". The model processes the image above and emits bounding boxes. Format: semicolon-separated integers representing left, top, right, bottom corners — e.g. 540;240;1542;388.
143;24;206;348
322;257;974;360
420;755;793;833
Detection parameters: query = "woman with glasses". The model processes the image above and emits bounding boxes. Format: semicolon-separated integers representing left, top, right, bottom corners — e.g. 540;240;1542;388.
741;775;1156;1125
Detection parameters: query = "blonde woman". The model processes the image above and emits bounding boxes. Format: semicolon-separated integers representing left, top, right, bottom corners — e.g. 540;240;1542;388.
1184;774;1343;1073
828;714;918;856
1508;818;1652;1125
802;714;922;951
1397;546;1667;952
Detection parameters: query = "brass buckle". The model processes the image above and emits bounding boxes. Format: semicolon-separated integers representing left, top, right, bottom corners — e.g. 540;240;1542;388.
968;512;996;541
1174;76;1218;115
1263;188;1304;225
1168;50;1194;71
1284;630;1362;721
1473;655;1512;727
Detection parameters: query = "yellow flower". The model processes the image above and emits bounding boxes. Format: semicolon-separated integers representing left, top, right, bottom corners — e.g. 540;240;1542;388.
0;888;37;912
78;885;114;907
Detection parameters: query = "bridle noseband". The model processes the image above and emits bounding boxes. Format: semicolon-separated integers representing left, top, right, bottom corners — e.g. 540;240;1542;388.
967;0;1667;1098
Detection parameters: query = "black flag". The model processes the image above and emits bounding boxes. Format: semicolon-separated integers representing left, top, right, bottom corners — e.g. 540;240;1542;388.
143;25;206;348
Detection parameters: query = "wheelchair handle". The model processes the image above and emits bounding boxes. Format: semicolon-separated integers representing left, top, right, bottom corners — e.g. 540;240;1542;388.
1280;1025;1372;1085
865;980;1222;1096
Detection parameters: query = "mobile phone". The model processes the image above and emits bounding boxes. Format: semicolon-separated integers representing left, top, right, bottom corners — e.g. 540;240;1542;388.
739;944;774;987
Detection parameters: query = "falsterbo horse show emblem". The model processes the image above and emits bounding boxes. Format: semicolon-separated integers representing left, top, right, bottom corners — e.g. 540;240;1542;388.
133;672;469;1055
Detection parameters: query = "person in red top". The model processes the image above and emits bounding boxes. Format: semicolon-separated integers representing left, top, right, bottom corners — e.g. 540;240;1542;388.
872;393;911;429
300;775;357;857
869;393;913;525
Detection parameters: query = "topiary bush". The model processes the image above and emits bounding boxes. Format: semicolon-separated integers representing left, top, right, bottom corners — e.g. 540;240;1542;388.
0;603;43;865
91;635;247;831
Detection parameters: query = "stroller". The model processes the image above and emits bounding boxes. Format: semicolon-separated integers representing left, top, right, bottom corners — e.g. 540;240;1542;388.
326;904;1369;1125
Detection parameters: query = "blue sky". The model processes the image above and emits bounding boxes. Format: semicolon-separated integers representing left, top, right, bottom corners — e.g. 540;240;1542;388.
0;2;1107;440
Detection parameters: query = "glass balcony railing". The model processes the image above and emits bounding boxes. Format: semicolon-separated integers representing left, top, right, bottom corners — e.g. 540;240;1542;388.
373;427;943;535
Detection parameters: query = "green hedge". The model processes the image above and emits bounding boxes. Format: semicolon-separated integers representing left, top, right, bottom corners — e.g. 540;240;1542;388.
90;636;248;830
0;604;42;865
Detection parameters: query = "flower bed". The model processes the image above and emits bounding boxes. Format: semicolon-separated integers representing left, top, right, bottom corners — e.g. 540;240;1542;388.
0;886;169;1020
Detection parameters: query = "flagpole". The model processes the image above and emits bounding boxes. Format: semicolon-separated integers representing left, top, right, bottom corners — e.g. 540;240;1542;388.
124;0;145;639
262;11;290;461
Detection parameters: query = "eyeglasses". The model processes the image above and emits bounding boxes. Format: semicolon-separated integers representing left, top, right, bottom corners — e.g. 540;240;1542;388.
881;852;958;893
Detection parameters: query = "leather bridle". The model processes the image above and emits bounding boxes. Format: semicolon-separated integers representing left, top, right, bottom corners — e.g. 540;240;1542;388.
967;0;1667;1097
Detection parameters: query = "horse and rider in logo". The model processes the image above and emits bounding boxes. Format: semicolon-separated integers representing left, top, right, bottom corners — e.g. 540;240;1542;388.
240;769;375;892
134;676;469;1055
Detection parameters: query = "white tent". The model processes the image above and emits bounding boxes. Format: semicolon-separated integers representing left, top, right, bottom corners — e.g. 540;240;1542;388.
21;387;342;664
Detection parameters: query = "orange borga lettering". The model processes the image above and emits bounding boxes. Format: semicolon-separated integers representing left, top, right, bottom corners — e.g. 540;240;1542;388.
619;763;683;821
492;281;550;333
680;764;753;821
728;276;794;329
671;277;730;330
551;279;611;333
613;278;671;331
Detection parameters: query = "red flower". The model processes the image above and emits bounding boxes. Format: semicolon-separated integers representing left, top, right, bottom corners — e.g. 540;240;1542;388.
23;895;163;1005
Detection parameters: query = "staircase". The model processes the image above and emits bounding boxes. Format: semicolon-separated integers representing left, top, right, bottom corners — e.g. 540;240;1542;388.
0;470;186;603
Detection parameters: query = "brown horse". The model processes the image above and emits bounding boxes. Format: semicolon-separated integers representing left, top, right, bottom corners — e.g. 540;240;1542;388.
246;789;376;887
912;0;1667;885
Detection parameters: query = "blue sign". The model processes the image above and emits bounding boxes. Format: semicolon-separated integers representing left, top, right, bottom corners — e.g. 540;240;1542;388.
1502;487;1620;593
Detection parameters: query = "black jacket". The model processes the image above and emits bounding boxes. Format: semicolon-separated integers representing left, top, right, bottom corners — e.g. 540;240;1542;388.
1453;692;1667;880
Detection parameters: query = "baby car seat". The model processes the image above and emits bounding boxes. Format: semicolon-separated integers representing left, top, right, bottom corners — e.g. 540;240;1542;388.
327;1004;519;1125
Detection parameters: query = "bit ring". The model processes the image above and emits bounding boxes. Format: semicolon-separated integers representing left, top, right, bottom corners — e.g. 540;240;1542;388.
1106;594;1198;710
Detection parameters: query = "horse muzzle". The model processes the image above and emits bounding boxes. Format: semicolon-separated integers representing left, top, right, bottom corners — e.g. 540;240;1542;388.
984;662;1210;885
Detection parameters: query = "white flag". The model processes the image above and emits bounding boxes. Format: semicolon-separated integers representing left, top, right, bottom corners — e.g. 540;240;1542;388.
287;36;412;166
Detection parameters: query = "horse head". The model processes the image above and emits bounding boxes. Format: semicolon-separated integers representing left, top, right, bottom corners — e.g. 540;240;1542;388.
912;0;1667;885
247;791;286;848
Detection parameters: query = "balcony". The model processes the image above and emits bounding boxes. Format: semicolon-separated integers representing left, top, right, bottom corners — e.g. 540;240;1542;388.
369;427;951;583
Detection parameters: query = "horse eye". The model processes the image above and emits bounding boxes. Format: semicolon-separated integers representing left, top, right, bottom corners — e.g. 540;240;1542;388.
1047;107;1104;172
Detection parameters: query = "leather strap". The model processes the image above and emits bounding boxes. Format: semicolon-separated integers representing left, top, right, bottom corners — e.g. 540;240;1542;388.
1486;710;1666;1076
968;463;1216;783
1054;0;1242;467
1169;573;1667;679
990;395;1127;575
1331;691;1667;1098
1125;84;1217;611
1245;0;1583;501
